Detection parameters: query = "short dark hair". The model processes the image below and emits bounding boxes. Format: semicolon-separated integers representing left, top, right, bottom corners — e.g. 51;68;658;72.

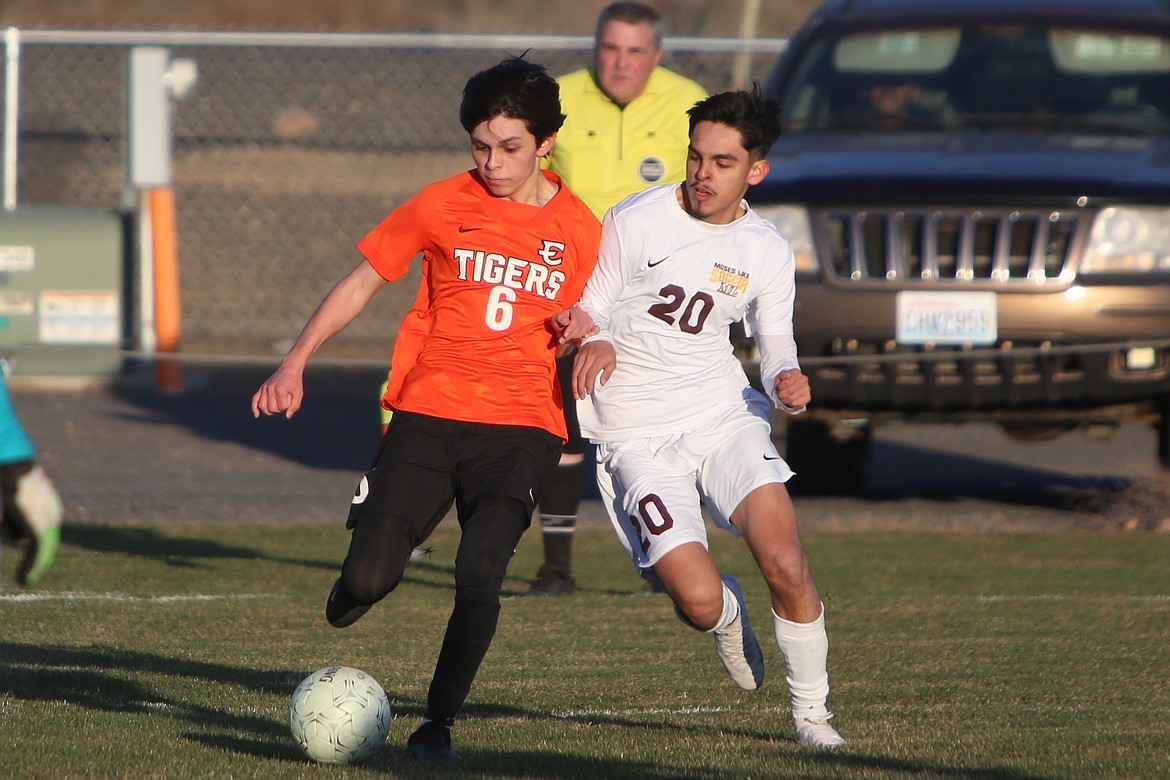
459;56;565;143
687;85;782;159
595;2;663;50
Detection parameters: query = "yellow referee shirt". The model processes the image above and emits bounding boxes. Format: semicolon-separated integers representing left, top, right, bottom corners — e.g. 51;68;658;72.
546;66;708;220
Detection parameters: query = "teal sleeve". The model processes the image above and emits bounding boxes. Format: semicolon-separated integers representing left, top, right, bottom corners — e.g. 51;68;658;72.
0;373;36;464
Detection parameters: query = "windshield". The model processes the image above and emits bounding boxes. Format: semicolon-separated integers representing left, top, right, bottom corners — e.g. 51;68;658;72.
773;23;1170;135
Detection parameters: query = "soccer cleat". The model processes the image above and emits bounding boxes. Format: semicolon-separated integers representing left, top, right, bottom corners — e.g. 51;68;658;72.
406;720;461;761
12;464;64;588
712;575;765;690
325;577;370;628
795;712;847;748
526;564;576;597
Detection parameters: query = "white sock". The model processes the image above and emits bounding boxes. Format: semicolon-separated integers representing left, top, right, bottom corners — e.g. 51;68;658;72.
772;604;831;720
708;582;740;633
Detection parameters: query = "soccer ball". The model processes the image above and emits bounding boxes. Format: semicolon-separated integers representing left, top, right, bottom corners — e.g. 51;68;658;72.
289;665;392;764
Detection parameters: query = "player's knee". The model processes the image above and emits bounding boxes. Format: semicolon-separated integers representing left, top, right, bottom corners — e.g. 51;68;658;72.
669;578;725;631
454;498;527;598
760;546;811;594
342;565;398;605
342;522;416;604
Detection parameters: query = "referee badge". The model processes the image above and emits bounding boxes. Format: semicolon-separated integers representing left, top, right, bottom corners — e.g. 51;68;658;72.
638;156;666;183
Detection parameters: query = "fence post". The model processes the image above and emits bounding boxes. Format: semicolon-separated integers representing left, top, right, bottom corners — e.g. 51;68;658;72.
3;27;21;211
128;46;196;391
733;0;763;89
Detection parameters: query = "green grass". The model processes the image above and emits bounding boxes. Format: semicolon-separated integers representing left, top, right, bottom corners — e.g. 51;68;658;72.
2;521;1168;779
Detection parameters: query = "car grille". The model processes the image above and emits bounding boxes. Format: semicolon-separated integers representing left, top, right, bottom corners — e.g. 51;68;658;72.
815;207;1084;285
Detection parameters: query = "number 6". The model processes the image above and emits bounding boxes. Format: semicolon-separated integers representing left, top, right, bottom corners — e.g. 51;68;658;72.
486;285;516;331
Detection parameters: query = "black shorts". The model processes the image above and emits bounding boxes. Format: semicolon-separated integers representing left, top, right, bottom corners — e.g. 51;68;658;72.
349;410;563;543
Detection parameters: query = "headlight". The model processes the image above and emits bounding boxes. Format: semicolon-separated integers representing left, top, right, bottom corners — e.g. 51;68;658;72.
753;204;819;272
1080;206;1170;273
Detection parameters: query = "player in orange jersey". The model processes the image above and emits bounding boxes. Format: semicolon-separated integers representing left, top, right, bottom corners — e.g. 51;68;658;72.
252;57;600;762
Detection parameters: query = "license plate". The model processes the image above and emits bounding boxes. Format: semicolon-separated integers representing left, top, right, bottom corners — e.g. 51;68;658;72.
895;290;997;345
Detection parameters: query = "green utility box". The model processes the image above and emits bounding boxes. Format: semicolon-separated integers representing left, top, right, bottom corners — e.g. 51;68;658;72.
0;206;124;377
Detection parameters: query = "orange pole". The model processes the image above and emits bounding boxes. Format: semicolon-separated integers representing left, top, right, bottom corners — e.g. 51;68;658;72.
149;187;183;391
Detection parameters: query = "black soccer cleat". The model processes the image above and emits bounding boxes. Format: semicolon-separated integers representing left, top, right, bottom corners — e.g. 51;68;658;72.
406;720;461;761
525;564;576;597
325;577;370;628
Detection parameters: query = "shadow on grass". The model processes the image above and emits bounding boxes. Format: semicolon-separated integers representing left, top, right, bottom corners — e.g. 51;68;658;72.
52;525;631;596
404;555;642;598
459;747;1061;780
60;524;340;572
1;641;1060;778
0;641;299;758
803;754;1062;780
0;641;300;699
191;733;1063;779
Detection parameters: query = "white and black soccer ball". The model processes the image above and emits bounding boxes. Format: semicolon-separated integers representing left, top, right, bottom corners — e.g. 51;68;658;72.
288;665;391;764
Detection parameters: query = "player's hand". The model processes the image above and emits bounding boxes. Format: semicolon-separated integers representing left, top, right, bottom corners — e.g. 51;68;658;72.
572;340;616;399
551;306;599;345
251;363;305;419
775;368;811;412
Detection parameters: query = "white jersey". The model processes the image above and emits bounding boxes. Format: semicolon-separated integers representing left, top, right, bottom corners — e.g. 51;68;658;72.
577;183;798;442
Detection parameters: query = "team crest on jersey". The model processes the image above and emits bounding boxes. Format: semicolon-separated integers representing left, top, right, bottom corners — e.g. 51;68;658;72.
538;239;565;266
638;156;665;183
709;262;750;297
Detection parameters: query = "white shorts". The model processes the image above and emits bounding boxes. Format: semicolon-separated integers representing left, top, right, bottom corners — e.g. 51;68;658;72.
595;395;795;571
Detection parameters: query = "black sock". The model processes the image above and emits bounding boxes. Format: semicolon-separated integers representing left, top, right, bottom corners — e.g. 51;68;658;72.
540;523;575;573
425;598;499;723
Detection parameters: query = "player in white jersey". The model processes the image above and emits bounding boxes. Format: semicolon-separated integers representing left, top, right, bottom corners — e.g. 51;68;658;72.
557;87;847;749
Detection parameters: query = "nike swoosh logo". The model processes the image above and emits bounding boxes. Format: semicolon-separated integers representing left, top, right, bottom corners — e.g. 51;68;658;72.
647;256;670;267
763;454;782;461
458;225;482;233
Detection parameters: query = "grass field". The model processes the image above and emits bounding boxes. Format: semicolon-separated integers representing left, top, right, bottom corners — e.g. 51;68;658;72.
2;520;1168;779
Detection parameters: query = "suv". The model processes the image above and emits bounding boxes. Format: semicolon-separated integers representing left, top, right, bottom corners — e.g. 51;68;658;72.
749;0;1170;492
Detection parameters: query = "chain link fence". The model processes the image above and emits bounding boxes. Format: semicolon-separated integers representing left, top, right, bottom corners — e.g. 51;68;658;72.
7;32;785;364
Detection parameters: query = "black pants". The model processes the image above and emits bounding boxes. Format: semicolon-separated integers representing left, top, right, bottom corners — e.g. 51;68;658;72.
340;410;561;723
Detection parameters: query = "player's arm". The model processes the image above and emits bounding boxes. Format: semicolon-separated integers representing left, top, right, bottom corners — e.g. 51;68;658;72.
566;211;633;397
746;238;806;413
755;333;809;414
571;210;631;335
252;261;387;419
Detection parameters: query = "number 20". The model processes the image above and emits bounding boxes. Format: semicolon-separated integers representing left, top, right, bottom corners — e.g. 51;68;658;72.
628;493;674;554
647;284;714;334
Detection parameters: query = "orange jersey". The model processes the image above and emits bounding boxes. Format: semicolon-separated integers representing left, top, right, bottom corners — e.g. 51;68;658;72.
358;170;600;440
